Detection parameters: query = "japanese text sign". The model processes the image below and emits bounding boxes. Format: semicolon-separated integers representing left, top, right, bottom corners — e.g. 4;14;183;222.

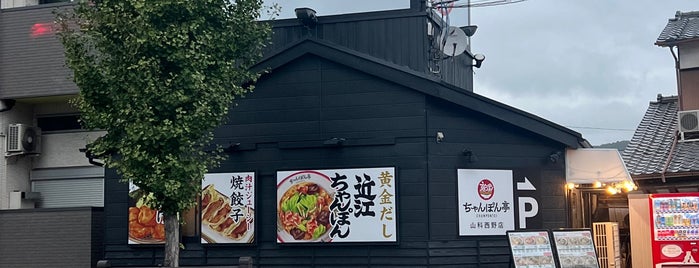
458;169;514;236
277;167;397;243
201;172;255;244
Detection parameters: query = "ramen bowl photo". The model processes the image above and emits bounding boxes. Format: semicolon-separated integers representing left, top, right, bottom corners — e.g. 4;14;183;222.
277;171;334;243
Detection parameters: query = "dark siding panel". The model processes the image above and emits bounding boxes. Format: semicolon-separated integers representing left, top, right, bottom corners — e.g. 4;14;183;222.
103;55;433;266
271;14;429;76
427;96;567;249
101;51;565;267
0;207;102;268
0;5;78;99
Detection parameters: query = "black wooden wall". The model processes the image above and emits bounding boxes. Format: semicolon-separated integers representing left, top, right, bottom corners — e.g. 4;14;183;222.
102;54;568;267
268;9;473;92
425;98;567;266
0;2;472;99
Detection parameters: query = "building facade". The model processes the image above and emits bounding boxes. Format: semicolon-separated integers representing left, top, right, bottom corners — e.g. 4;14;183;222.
623;10;699;268
1;1;593;267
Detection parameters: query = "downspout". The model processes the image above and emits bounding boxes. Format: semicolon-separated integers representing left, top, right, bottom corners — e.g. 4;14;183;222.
670;46;683;110
660;46;681;183
660;133;677;184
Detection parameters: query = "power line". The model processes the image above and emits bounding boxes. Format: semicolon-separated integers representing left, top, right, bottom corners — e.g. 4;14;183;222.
431;0;527;9
565;126;636;132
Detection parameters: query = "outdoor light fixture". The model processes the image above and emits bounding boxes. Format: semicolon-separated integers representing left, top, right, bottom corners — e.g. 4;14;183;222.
472;53;485;68
548;151;563;163
462;147;477;162
604;180;638;195
460;25;478;37
0;99;16;112
224;142;241;152
593;181;603;188
323;137;345;146
295;7;317;27
96;260;111;268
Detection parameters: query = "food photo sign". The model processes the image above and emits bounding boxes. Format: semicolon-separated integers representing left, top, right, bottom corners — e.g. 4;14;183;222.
458;169;515;236
128;182;166;244
276;167;397;243
201;172;255;244
552;229;600;268
507;230;557;268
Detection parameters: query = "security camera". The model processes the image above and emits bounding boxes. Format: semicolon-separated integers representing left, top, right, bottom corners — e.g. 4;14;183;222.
436;131;445;142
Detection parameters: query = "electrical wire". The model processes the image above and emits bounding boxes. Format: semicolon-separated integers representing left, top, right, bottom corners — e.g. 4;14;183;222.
565;126;636;132
431;0;528;9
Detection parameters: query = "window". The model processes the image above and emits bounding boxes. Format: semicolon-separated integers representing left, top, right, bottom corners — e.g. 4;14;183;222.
31;167;104;208
37;114;82;133
39;0;72;4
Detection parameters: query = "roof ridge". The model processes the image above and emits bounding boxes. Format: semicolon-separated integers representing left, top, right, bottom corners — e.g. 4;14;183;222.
674;11;699;20
653;94;678;104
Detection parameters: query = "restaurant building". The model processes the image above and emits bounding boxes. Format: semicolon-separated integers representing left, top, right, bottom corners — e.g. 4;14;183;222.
102;1;594;267
0;1;632;267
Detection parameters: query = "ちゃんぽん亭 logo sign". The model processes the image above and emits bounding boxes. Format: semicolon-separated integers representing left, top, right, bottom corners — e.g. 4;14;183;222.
478;179;494;200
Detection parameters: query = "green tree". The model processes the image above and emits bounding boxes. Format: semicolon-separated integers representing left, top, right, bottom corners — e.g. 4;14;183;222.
56;0;272;266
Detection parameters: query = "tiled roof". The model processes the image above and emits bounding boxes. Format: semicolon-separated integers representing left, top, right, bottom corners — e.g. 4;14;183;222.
622;95;699;176
656;11;699;46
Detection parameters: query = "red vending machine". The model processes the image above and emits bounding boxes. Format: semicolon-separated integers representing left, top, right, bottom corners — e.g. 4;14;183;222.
650;193;699;268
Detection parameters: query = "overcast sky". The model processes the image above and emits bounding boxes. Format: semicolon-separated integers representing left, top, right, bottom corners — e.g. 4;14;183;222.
264;0;697;146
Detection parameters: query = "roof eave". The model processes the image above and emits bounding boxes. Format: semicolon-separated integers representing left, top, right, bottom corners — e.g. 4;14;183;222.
655;37;699;47
632;171;699;180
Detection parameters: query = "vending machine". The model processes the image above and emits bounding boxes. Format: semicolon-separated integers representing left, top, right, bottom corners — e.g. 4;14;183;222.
649;193;699;268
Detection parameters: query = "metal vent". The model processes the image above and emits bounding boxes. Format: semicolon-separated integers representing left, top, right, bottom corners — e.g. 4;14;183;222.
679;110;699;132
7;124;20;152
679;110;699;142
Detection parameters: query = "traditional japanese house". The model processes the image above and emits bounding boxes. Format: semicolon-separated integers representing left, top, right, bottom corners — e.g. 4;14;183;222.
623;10;699;268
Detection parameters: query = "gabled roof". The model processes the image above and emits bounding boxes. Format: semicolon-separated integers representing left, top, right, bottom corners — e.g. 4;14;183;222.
252;37;589;149
622;95;699;178
656;11;699;47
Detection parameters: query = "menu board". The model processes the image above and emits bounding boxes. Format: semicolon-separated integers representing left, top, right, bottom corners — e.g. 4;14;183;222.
552;230;600;268
507;230;556;268
201;172;255;244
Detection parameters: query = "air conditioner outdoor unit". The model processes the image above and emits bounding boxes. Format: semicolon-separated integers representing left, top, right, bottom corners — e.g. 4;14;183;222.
678;110;699;141
6;123;41;155
593;222;621;268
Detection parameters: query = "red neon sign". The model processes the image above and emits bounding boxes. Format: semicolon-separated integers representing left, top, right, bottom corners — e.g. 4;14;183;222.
31;23;53;37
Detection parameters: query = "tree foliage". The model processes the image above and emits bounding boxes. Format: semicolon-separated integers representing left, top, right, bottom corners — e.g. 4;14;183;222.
57;0;271;215
56;1;272;265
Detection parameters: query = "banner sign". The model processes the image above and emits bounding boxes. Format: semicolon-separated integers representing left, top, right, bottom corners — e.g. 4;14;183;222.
458;169;515;236
201;172;255;244
276;167;397;243
128;182;165;244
